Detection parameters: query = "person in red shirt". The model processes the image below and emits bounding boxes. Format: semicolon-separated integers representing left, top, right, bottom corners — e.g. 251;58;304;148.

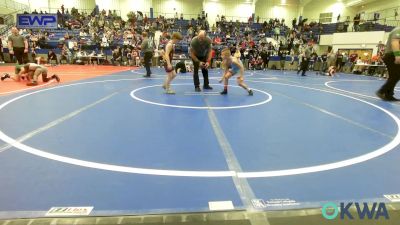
210;49;216;68
213;36;222;45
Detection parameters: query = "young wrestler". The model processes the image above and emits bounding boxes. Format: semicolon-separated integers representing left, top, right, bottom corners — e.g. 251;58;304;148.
219;48;253;95
2;58;60;86
327;66;336;76
316;65;336;77
1;57;52;83
24;62;60;86
162;32;183;94
1;64;30;82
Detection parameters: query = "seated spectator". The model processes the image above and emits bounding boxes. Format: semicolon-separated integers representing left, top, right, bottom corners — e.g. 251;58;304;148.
60;46;71;64
96;50;106;65
111;48;122;66
88;50;97;65
255;56;263;70
128;48;140;66
175;60;186;73
75;50;87;64
213;36;222;45
249;57;257;70
101;35;109;48
47;50;58;65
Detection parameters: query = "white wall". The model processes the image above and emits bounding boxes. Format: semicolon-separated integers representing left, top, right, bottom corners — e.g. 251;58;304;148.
302;0;357;22
17;0;96;13
50;0;96;12
320;31;385;55
152;0;202;19
204;0;254;25
332;31;385;44
319;34;333;45
119;0;152;20
96;0;121;12
255;0;299;25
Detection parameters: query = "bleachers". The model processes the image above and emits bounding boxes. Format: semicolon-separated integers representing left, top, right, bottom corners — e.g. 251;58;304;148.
3;8;396;67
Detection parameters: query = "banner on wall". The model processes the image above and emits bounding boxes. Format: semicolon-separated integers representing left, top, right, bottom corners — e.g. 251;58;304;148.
16;14;58;29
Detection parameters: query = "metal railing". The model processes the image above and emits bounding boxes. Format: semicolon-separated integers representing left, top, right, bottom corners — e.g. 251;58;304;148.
362;6;400;22
0;0;29;12
0;13;16;36
150;12;199;20
382;19;400;27
37;7;121;17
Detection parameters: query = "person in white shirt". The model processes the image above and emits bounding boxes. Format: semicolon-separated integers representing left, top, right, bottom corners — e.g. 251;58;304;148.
216;15;220;24
101;35;109;47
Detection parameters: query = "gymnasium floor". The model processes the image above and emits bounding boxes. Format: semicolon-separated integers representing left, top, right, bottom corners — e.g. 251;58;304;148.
0;65;399;220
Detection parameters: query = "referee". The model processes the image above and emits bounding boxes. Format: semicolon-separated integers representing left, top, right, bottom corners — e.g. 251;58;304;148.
190;30;213;92
8;27;28;64
141;32;154;77
297;44;312;76
376;26;400;101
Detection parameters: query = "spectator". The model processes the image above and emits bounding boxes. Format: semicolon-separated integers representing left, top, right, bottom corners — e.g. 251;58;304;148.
88;50;97;65
344;16;350;32
111;48;122;65
353;14;360;32
60;45;71;64
47;49;58;65
234;48;241;60
0;36;4;63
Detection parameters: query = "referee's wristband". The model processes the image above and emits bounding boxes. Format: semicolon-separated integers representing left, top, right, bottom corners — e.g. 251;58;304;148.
394;51;400;57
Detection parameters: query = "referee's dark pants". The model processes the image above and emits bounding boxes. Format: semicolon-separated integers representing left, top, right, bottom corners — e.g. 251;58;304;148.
144;52;153;76
378;53;400;97
192;56;210;88
13;47;26;64
0;51;4;62
298;58;309;76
